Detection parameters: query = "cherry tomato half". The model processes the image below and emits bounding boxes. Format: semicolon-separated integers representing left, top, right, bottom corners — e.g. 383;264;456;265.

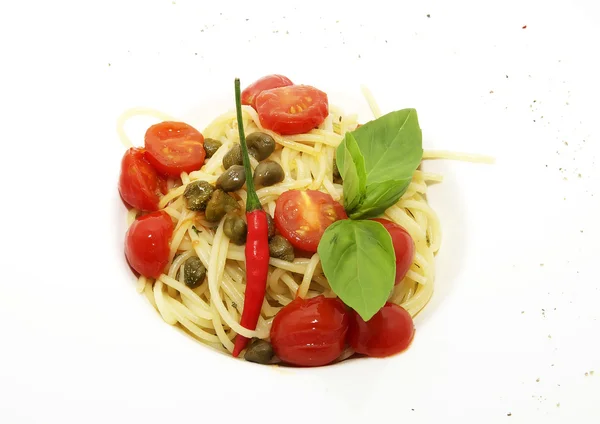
118;148;161;211
241;74;293;110
144;121;205;177
256;85;329;135
274;190;347;253
348;303;415;358
270;295;349;367
125;211;173;278
371;218;415;285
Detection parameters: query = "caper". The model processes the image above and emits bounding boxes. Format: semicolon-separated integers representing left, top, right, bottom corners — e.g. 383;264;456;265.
246;132;276;161
244;338;274;364
266;213;276;240
332;159;342;184
205;189;240;222
184;180;215;211
269;235;294;262
253;161;285;187
183;256;206;289
223;214;247;245
216;165;245;192
203;138;222;158
222;144;243;170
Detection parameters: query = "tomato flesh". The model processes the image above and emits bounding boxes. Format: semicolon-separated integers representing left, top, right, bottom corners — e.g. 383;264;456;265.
125;211;173;278
144;121;205;177
371;218;415;284
241;74;293;110
118;148;161;211
274;190;347;253
270;295;349;367
256;85;329;135
348;303;415;358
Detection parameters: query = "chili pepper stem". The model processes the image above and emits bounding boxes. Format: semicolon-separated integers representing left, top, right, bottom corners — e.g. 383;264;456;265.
235;78;261;212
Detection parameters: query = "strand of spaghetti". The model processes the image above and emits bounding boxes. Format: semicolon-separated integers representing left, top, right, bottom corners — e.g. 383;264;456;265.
173;311;222;344
401;280;434;316
423;150;495;164
116;107;176;148
144;279;158;310
211;301;234;352
158;275;213;319
135;275;147;294
206;219;265;339
163;207;181;220
405;270;427;285
267;290;293;307
281;272;300;297
268;267;288;294
296;253;321;298
322;176;340;201
360;85;382;119
167;297;214;328
159;185;186;209
385;205;426;242
261;298;281;318
168;250;194;278
169;219;192;262
399;199;442;250
153;280;178;325
311;148;328;190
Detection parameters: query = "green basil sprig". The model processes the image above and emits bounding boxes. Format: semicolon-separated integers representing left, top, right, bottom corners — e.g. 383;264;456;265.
318;220;395;321
318;108;422;321
336;108;422;219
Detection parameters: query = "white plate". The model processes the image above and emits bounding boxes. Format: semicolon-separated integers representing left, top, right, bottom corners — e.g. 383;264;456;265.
1;1;599;423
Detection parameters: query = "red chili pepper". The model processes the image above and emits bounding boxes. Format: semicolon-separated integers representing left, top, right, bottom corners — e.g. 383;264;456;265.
232;78;270;357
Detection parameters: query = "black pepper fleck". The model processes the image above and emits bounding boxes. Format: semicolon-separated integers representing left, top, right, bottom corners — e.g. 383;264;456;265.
427;14;430;18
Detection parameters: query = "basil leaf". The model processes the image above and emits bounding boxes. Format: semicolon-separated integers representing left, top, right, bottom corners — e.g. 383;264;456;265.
340;132;366;212
349;179;409;219
336;109;422;217
318;219;395;321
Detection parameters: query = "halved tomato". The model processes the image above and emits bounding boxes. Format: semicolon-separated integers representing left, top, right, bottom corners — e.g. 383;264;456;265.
241;74;293;110
255;85;329;135
144;121;205;177
274;190;347;253
118;147;161;211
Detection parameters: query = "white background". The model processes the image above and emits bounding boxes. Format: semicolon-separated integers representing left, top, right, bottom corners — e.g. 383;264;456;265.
0;1;599;423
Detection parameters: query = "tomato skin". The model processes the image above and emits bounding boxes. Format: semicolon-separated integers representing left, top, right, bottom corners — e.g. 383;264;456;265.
274;190;347;253
144;121;205;177
118;148;161;211
256;85;329;135
270;295;349;367
348;303;415;358
125;211;173;278
241;74;293;110
371;218;414;285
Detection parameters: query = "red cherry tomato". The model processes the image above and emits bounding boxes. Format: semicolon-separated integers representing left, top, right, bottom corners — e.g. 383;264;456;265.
348;303;415;358
118;148;161;211
144;121;205;177
255;85;329;135
371;218;415;285
270;295;349;367
274;190;347;253
125;211;173;278
241;74;293;110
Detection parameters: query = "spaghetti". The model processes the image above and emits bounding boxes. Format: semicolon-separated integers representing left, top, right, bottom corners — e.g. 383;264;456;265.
119;84;493;361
